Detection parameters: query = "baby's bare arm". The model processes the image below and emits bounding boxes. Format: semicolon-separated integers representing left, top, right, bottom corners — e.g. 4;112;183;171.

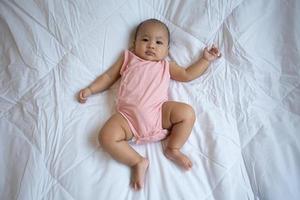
77;54;123;103
169;58;210;82
88;55;123;94
169;45;221;82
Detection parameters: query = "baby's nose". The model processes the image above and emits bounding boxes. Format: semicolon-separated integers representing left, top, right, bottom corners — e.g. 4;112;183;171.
148;40;155;48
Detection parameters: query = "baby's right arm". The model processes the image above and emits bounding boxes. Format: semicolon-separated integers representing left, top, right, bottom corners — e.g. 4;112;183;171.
77;54;124;104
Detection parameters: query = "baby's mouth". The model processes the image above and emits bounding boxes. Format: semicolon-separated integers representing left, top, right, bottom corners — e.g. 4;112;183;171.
145;51;155;56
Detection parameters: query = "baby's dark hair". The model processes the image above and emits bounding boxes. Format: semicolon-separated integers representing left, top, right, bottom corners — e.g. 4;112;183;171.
134;19;170;45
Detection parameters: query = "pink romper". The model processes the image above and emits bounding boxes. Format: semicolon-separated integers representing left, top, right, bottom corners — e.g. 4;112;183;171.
117;50;170;144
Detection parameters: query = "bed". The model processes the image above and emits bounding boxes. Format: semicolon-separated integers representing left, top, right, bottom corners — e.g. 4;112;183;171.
1;0;299;199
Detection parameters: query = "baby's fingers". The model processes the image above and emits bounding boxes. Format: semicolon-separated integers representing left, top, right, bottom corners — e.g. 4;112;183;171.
204;46;209;52
211;46;221;57
78;91;87;103
79;97;87;104
214;48;221;57
79;99;87;104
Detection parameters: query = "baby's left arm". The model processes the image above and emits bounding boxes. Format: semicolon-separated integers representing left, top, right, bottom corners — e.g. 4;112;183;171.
169;45;221;82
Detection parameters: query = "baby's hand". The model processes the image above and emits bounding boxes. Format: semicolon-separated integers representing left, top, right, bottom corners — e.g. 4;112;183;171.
203;45;221;62
78;87;92;104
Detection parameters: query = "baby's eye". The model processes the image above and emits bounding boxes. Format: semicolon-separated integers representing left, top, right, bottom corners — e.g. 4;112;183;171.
142;38;149;42
156;41;163;45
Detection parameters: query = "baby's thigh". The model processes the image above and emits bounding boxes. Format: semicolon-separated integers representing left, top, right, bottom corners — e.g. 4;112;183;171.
162;101;196;129
99;113;133;142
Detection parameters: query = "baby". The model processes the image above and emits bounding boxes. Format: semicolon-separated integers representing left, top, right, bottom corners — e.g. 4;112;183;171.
78;19;221;191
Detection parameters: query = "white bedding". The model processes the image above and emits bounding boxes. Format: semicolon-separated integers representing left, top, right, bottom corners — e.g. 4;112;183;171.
1;0;300;199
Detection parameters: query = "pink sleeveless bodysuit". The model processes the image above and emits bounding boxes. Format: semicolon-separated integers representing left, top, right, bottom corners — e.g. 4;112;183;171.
117;50;170;144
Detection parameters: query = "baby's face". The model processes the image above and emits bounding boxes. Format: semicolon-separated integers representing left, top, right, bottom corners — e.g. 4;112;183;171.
134;22;169;61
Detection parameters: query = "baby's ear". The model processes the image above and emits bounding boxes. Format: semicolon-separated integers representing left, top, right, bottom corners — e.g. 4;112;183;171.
129;45;134;51
129;40;135;51
167;40;171;49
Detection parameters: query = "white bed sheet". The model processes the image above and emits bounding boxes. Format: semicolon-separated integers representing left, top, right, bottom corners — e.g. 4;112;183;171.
1;0;299;199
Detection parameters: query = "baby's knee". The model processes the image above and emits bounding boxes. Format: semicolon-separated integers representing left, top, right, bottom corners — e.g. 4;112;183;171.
98;130;112;149
182;104;196;123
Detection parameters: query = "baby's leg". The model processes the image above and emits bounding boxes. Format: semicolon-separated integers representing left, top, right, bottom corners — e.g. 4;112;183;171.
99;113;149;190
161;101;195;170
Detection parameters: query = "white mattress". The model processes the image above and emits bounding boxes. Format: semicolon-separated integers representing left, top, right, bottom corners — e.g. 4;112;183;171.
1;0;300;199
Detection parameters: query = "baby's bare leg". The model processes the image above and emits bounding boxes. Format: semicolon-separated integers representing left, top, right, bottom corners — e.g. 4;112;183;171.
99;113;149;190
162;101;195;170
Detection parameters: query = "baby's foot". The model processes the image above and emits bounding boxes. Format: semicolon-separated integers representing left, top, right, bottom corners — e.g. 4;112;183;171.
130;158;149;191
164;147;192;170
